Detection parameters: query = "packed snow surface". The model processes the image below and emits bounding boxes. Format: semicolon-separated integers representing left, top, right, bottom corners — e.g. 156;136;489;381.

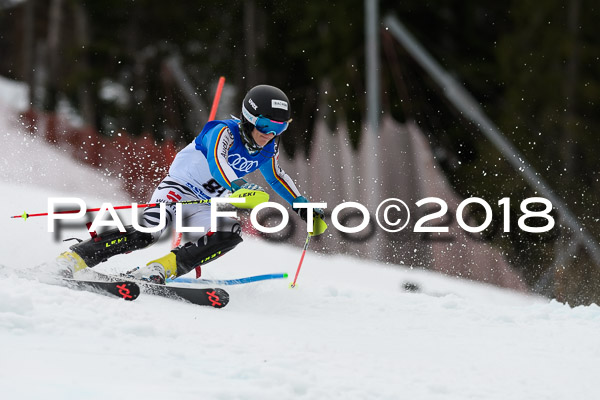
1;92;600;400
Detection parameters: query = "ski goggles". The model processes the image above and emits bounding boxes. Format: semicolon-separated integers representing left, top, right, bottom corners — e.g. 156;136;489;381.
242;104;290;136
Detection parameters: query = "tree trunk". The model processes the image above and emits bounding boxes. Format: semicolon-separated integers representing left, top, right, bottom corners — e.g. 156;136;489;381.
73;2;95;125
562;0;580;175
45;0;64;111
244;0;257;86
23;0;35;109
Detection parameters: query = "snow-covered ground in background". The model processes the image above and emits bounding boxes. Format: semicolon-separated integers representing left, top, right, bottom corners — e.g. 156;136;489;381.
0;75;29;111
1;82;600;400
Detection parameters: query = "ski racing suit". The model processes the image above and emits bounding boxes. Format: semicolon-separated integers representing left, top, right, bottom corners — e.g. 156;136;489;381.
143;118;302;237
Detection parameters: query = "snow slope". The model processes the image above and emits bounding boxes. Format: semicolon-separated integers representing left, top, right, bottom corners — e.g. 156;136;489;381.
1;98;600;400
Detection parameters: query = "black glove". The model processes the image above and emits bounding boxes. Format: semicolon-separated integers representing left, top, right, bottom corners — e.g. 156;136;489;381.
298;207;324;222
294;196;324;222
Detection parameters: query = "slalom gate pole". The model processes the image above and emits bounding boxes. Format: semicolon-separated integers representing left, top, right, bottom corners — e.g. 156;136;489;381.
290;233;312;288
208;76;226;121
171;76;226;250
9;199;212;221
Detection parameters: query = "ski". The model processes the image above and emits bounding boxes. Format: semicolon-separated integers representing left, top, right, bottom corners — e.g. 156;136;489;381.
138;282;229;308
169;273;288;286
61;278;140;301
88;271;229;308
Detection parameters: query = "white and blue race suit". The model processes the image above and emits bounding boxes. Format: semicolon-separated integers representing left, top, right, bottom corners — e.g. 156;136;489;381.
143;118;302;237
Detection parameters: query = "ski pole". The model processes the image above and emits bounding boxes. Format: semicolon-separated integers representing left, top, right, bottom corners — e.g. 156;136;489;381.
170;273;288;285
290;233;311;288
10;199;212;221
171;76;226;250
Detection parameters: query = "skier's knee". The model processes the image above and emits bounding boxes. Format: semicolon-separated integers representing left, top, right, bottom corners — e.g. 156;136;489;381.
212;217;242;235
141;203;174;240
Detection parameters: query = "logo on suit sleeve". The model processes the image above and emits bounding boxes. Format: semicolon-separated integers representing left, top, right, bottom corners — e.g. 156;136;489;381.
219;128;234;158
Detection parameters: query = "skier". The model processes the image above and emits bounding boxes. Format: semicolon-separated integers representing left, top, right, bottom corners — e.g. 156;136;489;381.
58;84;327;283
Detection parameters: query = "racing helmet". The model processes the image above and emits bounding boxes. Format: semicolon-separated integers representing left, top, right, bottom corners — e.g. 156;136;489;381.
240;85;291;151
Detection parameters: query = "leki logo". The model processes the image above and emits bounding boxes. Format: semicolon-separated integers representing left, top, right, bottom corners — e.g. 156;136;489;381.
116;283;133;300
105;237;127;247
206;290;222;307
200;250;222;264
228;153;259;173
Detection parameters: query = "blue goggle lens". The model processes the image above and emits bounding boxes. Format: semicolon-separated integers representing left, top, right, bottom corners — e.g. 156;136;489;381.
255;116;289;136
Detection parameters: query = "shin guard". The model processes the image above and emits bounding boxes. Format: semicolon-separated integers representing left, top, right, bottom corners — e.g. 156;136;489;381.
174;231;243;276
70;225;154;268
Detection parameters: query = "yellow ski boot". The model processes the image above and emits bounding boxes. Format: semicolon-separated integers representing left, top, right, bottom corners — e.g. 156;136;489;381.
124;252;177;284
56;251;89;277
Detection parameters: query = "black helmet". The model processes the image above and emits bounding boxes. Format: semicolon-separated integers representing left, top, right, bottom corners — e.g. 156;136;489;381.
240;85;291;151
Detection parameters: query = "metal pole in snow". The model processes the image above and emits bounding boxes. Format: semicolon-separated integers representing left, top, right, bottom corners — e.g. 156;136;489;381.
365;0;381;132
384;14;600;267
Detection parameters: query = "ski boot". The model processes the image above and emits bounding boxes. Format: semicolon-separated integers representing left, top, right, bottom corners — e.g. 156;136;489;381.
124;252;178;284
125;230;244;283
56;226;154;277
56;251;88;277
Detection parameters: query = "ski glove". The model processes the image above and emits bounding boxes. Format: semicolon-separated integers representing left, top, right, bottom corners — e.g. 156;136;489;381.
295;204;325;222
231;179;264;192
294;196;327;236
230;178;269;209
